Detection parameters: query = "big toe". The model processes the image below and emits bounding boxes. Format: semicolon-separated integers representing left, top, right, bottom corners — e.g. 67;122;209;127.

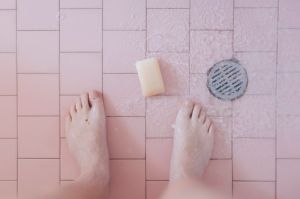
88;90;105;113
178;100;194;118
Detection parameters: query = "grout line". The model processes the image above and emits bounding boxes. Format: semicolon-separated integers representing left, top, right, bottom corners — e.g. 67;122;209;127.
17;115;60;117
190;29;233;31
101;1;104;96
145;1;148;198
232;0;235;195
18;158;60;160
15;0;19;194
109;158;146;160
233;180;276;182
60;7;102;10
234;7;278;10
278;27;300;30
232;137;276;140
275;0;280;198
0;8;16;10
17;73;60;75
60;51;102;53
16;29;59;31
188;0;191;95
103;29;147;31
234;6;278;9
276;157;300;160
147;8;189;10
58;0;62;185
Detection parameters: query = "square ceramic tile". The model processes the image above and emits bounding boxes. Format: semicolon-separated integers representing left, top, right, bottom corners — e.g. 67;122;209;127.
233;138;275;181
0;140;17;180
61;0;102;8
0;96;16;138
233;182;275;199
0;11;16;52
277;73;300;115
190;31;233;73
147;0;189;8
0;181;17;199
60;9;102;52
277;116;300;158
109;160;145;199
0;0;16;9
146;181;168;199
60;96;78;137
278;29;300;72
191;0;233;30
18;159;59;198
203;160;232;196
235;0;277;7
103;0;145;30
18;117;59;158
235;52;276;95
17;0;59;30
17;31;59;73
147;53;189;95
103;74;145;116
277;159;300;199
18;74;59;115
147;9;189;52
103;31;145;73
233;95;276;138
279;0;300;28
146;138;172;180
190;74;232;117
60;53;102;95
211;117;232;159
61;139;80;180
107;117;145;159
146;96;184;138
0;53;16;95
234;8;277;51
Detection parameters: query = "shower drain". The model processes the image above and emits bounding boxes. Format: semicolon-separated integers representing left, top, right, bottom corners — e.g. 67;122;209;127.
207;59;248;101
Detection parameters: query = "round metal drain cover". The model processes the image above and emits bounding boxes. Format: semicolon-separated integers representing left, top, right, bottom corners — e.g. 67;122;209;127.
207;59;248;101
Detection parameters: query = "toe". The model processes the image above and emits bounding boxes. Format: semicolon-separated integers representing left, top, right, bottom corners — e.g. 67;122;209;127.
192;104;201;120
75;97;82;111
88;90;102;105
80;93;90;110
70;104;76;117
179;100;194;118
88;90;105;115
204;118;211;129
199;109;206;123
208;124;214;134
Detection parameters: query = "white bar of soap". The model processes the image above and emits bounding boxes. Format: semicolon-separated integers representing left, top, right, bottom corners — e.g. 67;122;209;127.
136;58;165;97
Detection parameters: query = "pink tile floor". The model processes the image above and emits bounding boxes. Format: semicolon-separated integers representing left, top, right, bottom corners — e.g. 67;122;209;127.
0;0;299;198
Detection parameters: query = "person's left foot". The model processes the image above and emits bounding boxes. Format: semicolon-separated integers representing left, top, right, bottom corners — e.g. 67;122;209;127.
65;91;109;182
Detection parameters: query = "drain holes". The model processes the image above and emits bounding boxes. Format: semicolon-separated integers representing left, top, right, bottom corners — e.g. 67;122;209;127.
207;59;248;101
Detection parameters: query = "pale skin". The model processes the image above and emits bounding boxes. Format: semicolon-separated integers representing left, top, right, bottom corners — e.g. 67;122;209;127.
39;90;227;199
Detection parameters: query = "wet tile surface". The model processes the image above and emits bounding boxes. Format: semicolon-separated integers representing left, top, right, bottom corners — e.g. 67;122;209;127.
0;1;299;198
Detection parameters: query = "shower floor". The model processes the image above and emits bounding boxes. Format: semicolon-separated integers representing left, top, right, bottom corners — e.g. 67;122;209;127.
0;0;300;198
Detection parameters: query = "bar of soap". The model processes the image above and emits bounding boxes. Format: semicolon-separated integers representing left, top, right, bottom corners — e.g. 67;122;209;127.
136;58;165;97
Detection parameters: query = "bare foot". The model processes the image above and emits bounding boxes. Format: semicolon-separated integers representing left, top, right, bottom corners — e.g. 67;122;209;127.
170;101;214;181
65;91;109;183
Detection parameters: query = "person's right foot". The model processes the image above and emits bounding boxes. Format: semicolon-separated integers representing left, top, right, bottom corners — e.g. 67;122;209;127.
170;101;214;181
